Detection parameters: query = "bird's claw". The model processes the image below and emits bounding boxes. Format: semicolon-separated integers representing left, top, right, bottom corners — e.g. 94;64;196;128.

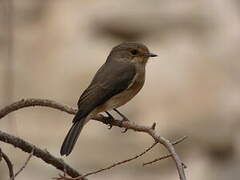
105;111;114;130
113;108;130;133
105;109;130;133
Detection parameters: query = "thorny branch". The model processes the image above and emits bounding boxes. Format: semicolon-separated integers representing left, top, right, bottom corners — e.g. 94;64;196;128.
0;98;187;180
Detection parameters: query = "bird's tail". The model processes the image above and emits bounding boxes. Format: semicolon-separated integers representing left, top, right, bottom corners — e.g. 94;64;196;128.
60;113;86;156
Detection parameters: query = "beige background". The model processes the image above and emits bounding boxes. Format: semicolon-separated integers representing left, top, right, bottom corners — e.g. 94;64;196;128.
1;0;240;180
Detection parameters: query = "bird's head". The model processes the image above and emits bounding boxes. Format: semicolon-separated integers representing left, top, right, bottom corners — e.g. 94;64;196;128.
108;42;157;65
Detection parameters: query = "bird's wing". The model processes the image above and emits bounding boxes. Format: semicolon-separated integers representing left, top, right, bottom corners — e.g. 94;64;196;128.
73;61;136;122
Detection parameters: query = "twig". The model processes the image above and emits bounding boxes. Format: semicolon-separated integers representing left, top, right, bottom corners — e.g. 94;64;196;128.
0;130;86;179
143;154;187;169
54;142;158;180
143;154;172;166
0;148;15;179
143;136;187;167
172;136;188;146
14;148;34;177
85;141;157;179
0;98;187;180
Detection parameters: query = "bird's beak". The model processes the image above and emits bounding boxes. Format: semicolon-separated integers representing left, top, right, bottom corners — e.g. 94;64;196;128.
145;53;158;57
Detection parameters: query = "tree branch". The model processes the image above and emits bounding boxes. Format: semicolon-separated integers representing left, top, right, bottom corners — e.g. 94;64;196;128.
0;148;15;179
0;130;86;179
0;98;187;180
0;98;76;119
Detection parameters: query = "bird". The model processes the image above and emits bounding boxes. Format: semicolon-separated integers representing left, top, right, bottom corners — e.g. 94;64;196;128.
60;42;157;156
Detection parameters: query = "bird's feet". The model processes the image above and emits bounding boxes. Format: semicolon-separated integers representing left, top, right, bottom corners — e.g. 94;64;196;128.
104;111;115;129
113;108;130;133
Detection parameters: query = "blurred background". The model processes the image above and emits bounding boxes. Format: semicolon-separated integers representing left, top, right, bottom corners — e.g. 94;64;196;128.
1;0;240;179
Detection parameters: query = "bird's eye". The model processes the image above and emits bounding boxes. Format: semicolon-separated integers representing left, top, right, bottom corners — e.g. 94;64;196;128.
130;49;138;55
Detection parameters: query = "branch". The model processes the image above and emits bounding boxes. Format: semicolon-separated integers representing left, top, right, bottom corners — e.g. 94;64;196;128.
94;120;187;180
0;148;14;179
0;98;187;180
81;142;158;178
56;136;187;179
0;130;86;179
0;98;77;119
55;142;158;180
143;136;187;167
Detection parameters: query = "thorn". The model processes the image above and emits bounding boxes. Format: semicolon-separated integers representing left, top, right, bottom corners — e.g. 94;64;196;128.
151;122;156;130
182;162;187;169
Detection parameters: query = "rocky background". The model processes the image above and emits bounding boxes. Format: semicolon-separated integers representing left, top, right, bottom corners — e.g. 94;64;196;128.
0;0;240;180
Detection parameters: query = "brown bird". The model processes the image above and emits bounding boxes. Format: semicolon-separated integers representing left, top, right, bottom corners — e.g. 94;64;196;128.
60;42;157;156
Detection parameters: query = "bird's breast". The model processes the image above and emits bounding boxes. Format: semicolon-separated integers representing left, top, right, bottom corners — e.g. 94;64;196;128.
99;70;145;111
